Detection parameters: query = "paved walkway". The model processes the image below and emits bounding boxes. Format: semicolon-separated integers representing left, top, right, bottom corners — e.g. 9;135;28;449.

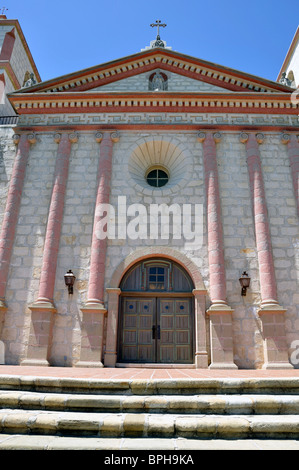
0;365;299;380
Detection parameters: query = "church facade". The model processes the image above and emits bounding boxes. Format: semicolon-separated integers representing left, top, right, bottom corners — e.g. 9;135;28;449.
0;15;298;370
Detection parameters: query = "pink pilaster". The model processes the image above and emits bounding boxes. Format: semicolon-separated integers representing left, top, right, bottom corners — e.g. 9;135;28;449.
34;132;77;308
200;132;228;307
198;131;237;369
242;132;278;307
23;133;77;367
281;133;299;217
0;133;36;310
86;132;117;308
78;131;119;368
241;132;292;369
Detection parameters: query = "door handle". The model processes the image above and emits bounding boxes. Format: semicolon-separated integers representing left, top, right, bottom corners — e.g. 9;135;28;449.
152;325;160;340
152;325;156;339
157;325;160;340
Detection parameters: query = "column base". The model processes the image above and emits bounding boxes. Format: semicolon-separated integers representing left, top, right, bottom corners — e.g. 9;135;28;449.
0;340;5;364
261;362;294;370
195;352;209;369
81;301;107;314
22;301;56;367
258;300;287;315
29;300;57;313
79;300;106;368
258;303;293;369
207;303;238;370
74;361;104;368
104;351;117;367
20;358;50;367
209;362;238;370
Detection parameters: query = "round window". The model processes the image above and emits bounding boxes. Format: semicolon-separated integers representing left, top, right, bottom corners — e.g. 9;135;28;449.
146;167;169;188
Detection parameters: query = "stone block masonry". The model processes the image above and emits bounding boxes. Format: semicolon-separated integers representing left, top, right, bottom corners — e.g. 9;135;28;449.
0;129;297;369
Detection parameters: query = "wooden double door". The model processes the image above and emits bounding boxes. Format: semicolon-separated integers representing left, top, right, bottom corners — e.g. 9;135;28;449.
118;296;193;364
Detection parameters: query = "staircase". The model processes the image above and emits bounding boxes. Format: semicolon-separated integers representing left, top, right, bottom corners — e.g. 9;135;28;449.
1;374;299;449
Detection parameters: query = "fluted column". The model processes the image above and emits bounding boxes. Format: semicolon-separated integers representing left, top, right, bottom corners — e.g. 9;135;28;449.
198;131;237;369
78;131;119;367
0;133;36;313
22;132;77;367
281;133;299;217
241;132;292;369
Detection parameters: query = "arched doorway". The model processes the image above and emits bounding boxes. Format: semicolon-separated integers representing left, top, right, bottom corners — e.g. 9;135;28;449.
117;258;194;364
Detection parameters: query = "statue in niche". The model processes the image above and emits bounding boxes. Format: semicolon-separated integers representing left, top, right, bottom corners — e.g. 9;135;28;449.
149;71;168;91
23;72;36;88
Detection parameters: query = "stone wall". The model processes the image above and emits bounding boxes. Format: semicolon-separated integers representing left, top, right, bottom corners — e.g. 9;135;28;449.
0;128;298;368
96;70;231;93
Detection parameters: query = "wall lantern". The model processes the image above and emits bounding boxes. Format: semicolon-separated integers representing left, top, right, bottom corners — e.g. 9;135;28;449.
64;270;76;295
239;271;250;296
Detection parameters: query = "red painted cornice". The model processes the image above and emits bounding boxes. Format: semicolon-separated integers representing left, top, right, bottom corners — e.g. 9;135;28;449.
8;90;298;116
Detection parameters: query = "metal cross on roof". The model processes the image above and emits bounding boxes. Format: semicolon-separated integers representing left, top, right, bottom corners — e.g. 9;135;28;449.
0;7;7;15
150;19;167;47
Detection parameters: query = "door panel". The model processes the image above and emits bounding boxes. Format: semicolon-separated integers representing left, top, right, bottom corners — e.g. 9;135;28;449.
119;296;193;364
120;297;156;363
158;298;192;364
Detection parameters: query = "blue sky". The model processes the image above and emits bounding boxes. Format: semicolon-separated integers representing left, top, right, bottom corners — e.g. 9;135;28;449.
5;0;299;83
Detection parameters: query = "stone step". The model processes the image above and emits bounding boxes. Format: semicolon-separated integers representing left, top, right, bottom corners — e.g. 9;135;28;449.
1;375;299;395
1;434;299;450
1;409;299;439
1;390;299;415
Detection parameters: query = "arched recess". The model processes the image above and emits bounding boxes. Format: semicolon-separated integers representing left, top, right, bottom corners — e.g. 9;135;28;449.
104;247;208;368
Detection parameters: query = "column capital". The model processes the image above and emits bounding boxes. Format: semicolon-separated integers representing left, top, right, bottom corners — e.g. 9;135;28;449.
69;132;78;143
13;132;36;145
53;132;78;144
197;131;222;143
197;132;206;143
54;133;62;143
240;132;264;144
256;132;265;144
213;132;222;143
280;133;299;145
110;131;120;143
281;133;291;145
95;131;120;143
239;132;249;143
27;133;37;144
95;132;103;143
12;133;20;145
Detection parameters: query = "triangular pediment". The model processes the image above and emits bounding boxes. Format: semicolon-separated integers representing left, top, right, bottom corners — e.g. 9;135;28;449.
11;48;295;96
